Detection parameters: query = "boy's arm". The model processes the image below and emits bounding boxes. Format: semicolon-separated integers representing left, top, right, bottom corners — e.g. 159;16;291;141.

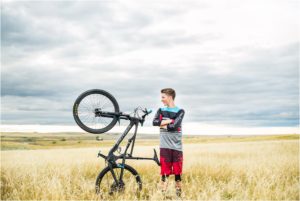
167;109;185;130
153;108;179;128
152;108;162;126
160;119;173;126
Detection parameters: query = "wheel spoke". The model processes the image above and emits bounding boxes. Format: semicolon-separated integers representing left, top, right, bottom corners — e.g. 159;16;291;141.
75;92;117;132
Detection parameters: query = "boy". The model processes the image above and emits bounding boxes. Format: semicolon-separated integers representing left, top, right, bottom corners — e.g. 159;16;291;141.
152;88;185;197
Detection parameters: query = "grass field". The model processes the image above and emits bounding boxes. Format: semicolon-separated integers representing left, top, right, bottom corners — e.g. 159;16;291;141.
1;133;299;200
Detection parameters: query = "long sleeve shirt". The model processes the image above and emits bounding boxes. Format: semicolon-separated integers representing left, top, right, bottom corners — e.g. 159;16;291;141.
153;106;185;151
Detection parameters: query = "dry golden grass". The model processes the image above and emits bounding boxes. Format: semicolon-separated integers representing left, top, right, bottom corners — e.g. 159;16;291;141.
1;138;299;200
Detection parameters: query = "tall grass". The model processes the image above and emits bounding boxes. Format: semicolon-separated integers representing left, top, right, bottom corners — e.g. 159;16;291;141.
1;139;299;200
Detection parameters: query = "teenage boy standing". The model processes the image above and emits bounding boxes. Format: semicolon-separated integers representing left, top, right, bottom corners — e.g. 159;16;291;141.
153;88;185;197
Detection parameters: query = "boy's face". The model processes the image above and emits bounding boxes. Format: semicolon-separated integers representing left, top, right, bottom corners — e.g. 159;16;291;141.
161;93;173;106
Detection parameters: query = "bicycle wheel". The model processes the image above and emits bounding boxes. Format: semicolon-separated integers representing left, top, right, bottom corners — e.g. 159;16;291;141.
95;164;142;198
73;89;120;134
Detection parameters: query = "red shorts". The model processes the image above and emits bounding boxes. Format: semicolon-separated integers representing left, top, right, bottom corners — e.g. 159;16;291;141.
160;148;183;175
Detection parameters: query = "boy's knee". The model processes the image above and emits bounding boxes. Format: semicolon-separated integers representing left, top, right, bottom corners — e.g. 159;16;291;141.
161;174;169;182
175;174;181;182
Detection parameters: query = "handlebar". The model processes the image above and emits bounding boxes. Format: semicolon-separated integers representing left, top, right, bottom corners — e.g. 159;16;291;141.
97;107;152;126
140;108;152;126
141;108;152;117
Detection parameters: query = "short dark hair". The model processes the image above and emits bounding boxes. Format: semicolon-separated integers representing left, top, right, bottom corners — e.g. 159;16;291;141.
161;88;176;100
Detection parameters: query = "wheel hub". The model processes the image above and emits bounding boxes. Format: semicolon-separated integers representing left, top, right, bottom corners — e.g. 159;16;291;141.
94;108;102;117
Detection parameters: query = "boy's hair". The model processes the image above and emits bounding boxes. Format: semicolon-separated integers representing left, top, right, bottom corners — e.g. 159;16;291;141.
161;88;176;100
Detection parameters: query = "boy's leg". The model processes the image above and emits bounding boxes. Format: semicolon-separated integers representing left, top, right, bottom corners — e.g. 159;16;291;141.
161;174;169;192
172;150;183;197
175;174;182;197
160;148;172;192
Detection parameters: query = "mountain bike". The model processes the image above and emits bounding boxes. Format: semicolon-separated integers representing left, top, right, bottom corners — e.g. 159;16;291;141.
72;89;160;197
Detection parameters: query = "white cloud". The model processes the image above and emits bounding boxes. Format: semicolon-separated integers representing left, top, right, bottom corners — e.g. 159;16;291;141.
1;0;299;130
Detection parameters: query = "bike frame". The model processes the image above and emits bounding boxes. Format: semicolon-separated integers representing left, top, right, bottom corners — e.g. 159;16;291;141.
97;111;160;183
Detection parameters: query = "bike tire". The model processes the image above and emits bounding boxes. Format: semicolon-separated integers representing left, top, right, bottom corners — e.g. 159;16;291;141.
95;164;142;198
73;89;120;134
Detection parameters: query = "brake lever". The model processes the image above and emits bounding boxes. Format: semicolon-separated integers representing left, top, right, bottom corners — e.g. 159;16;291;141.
139;108;152;126
143;108;152;115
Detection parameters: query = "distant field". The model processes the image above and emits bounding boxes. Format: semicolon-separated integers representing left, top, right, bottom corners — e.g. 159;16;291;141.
0;132;160;150
1;132;299;150
1;133;299;200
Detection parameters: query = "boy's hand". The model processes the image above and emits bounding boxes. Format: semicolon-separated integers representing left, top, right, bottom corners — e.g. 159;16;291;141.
165;119;173;124
160;119;173;128
160;125;167;129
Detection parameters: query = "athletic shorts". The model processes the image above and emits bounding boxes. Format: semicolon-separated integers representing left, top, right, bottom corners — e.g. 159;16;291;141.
160;148;183;175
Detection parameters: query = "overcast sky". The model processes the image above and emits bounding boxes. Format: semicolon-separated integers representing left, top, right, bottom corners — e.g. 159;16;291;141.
1;0;299;130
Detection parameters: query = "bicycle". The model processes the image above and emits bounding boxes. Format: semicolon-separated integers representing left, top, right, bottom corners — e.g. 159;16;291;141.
72;89;160;197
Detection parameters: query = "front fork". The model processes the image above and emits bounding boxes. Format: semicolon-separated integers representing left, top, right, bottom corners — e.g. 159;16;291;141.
106;121;139;184
105;136;136;185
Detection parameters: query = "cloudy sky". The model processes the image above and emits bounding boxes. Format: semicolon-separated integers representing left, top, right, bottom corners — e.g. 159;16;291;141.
1;0;299;133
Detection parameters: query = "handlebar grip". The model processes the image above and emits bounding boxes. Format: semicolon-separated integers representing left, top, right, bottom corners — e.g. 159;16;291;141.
142;108;152;115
